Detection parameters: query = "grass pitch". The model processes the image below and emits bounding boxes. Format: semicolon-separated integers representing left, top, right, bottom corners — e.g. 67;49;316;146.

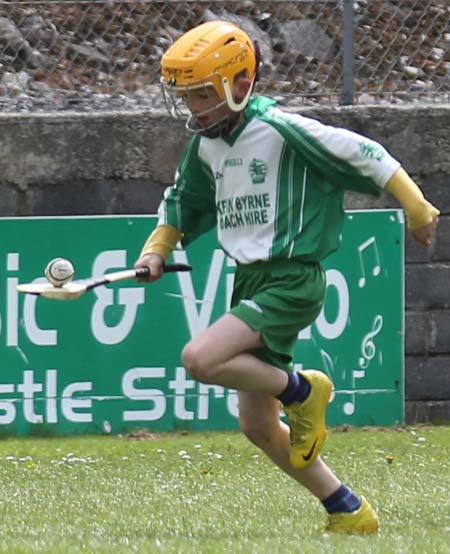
0;426;449;554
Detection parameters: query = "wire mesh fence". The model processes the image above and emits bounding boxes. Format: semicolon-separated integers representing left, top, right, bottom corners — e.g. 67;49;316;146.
0;0;449;112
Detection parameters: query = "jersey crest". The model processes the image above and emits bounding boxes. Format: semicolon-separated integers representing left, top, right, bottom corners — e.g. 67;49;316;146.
249;158;268;184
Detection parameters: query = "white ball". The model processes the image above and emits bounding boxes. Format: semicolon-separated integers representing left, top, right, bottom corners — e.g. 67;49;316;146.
45;258;75;287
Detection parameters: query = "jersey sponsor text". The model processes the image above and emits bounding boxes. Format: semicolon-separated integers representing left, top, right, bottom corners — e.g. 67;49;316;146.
217;193;271;229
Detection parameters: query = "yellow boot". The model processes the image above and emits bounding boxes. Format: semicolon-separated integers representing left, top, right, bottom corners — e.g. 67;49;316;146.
283;370;332;469
326;498;380;535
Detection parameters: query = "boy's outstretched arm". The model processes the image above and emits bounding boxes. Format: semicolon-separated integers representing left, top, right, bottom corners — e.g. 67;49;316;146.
385;168;440;247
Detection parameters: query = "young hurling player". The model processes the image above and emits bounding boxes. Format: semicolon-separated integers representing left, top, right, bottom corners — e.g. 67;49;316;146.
135;21;439;534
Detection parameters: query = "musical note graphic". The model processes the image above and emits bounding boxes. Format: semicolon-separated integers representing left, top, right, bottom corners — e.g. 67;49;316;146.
343;370;366;415
359;315;383;369
357;237;381;288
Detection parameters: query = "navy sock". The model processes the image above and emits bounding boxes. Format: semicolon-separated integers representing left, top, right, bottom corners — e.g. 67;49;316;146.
322;484;362;514
276;371;311;406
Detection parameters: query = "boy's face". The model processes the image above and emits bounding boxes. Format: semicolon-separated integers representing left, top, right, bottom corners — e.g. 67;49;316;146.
181;85;230;130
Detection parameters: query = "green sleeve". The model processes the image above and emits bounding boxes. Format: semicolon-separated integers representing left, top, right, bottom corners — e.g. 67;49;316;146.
158;136;217;247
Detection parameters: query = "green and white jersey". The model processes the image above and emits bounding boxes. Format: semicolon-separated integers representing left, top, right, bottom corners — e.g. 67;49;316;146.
158;96;400;264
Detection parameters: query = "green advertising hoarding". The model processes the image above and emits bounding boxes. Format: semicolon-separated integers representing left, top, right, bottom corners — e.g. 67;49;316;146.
0;211;404;436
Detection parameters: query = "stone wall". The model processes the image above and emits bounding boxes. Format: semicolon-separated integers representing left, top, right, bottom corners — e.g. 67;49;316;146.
0;103;449;423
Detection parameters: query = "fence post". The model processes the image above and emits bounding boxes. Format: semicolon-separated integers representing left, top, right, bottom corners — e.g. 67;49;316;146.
342;0;355;105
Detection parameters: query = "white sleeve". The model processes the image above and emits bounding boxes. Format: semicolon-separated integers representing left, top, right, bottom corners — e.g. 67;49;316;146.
283;111;401;188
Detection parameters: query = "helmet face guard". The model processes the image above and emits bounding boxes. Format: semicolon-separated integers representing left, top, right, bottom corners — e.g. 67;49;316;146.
160;76;252;138
160;21;260;137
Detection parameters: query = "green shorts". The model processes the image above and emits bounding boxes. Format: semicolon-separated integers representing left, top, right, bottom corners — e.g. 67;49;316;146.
230;259;326;372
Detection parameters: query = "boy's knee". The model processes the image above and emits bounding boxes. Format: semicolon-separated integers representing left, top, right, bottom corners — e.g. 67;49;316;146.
182;343;214;383
181;343;200;377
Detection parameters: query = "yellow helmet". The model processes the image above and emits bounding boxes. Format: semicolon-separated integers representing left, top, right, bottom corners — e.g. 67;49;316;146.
161;20;259;114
